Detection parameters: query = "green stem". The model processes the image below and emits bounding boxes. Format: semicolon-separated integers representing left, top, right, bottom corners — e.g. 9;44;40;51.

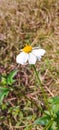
43;119;53;130
32;65;48;107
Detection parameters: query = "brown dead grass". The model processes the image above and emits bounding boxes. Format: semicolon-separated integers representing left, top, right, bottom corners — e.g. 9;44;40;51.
0;0;59;129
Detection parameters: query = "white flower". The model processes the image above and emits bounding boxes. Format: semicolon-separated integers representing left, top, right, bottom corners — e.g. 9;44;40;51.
16;45;46;65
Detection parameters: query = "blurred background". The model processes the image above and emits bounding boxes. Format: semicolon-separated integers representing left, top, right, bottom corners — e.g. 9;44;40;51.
0;0;59;129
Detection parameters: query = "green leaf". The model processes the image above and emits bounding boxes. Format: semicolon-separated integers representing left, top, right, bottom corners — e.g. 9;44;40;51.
55;111;59;128
24;125;32;130
50;121;58;130
7;70;18;85
44;110;50;116
1;77;7;85
48;96;59;104
48;96;59;115
34;116;50;126
52;104;59;114
0;87;9;104
48;127;53;130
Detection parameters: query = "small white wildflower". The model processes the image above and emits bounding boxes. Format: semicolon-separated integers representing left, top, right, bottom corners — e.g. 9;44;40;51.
16;45;46;65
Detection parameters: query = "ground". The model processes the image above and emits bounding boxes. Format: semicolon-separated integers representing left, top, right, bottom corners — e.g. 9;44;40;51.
0;0;59;130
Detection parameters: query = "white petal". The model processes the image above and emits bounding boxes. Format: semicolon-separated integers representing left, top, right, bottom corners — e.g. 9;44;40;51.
28;53;37;64
16;52;28;65
32;49;46;60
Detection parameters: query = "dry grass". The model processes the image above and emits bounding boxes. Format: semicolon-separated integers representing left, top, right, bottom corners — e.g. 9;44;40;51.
0;0;59;130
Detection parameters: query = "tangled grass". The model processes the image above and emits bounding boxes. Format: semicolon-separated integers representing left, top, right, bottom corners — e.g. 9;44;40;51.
0;0;59;129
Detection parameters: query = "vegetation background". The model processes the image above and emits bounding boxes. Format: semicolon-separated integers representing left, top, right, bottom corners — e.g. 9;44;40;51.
0;0;59;130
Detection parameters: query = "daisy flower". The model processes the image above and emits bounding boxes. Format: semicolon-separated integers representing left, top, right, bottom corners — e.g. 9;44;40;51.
16;45;46;65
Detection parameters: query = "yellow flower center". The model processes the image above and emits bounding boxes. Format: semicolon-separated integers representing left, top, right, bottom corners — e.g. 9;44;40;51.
23;45;32;53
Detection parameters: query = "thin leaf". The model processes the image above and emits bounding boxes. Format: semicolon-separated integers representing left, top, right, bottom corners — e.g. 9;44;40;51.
7;70;18;85
0;87;9;104
0;77;7;85
0;87;9;91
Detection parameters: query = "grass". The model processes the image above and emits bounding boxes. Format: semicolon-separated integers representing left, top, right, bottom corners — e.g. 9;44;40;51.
0;0;59;129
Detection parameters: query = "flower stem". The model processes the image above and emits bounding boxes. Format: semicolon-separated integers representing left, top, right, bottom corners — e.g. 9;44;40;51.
32;65;48;107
